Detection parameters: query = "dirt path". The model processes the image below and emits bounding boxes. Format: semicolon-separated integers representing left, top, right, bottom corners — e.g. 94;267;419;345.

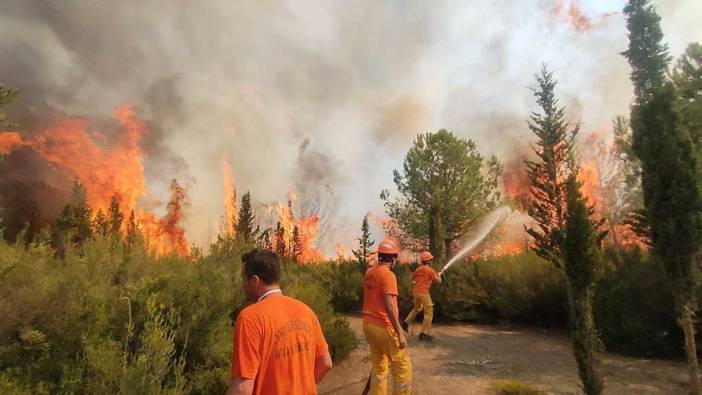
318;316;689;394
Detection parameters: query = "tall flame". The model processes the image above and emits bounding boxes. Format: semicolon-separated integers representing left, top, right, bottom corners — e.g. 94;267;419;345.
220;157;237;237
0;106;190;256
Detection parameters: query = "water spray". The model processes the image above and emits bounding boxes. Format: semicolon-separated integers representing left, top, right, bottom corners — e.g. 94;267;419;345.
440;206;512;274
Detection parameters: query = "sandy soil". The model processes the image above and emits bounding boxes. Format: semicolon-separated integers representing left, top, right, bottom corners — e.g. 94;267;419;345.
317;315;689;395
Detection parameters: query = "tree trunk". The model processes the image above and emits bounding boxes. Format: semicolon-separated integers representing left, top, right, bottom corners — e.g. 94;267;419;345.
569;285;604;395
681;301;701;395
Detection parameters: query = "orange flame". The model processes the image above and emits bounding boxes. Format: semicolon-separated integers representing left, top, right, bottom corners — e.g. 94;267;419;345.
220;157;237;237
0;131;22;154
0;106;190;256
296;215;325;264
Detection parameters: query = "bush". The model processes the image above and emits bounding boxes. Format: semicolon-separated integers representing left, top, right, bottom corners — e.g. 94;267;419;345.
0;236;357;393
593;250;682;358
432;253;567;326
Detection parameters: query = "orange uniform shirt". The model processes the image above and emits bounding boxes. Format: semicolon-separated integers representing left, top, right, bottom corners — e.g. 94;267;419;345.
362;264;398;328
232;294;329;395
412;265;438;295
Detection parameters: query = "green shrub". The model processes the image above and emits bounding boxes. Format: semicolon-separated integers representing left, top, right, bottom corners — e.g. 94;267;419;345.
593;250;682;358
433;253;567;326
0;236;357;393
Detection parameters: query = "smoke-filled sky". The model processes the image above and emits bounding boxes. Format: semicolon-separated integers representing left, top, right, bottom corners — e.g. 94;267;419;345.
1;0;701;252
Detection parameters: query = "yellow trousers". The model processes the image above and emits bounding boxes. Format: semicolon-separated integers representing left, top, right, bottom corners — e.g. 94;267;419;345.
362;322;412;395
404;293;434;335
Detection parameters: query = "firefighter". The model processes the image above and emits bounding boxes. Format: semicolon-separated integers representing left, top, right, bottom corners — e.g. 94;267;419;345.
228;248;333;395
401;251;443;342
362;239;412;395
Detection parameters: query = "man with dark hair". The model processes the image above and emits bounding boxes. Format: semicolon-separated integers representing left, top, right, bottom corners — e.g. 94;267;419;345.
227;248;333;395
361;239;412;395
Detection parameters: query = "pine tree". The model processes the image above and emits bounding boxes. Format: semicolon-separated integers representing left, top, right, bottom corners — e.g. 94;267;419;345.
108;195;123;237
525;65;577;268
93;209;109;236
623;2;702;392
70;181;93;245
274;221;286;257
563;171;605;395
353;214;374;268
126;209;139;250
236;191;257;244
292;225;303;262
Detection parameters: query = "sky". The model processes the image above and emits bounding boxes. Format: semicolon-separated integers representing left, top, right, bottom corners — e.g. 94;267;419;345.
1;0;701;253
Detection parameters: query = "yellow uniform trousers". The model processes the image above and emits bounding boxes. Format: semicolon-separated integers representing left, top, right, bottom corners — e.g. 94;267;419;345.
404;293;434;335
362;322;412;395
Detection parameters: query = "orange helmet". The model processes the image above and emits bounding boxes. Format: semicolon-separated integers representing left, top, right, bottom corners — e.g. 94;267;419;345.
420;251;434;263
377;239;400;255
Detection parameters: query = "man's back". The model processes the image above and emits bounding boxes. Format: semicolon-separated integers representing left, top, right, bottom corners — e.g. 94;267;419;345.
362;264;398;328
232;295;328;395
412;265;438;295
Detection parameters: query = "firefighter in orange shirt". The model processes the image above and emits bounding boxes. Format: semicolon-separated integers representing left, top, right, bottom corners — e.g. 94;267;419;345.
362;239;412;395
401;251;443;342
227;248;333;395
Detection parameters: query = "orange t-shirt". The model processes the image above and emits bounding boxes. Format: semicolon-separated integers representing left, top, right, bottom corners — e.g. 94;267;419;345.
413;265;438;295
362;264;398;328
231;294;329;395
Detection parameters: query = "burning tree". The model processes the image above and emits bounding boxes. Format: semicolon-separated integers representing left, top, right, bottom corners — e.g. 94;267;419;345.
624;1;702;392
525;65;606;394
382;129;502;260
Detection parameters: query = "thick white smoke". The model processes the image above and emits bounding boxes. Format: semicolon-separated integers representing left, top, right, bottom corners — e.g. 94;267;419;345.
0;0;700;252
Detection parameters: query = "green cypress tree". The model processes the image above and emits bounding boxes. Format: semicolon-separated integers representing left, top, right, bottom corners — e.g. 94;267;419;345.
563;171;605;395
108;195;123;237
353;214;374;268
624;1;702;392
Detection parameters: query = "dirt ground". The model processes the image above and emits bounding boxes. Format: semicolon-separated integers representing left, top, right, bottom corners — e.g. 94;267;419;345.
317;315;690;395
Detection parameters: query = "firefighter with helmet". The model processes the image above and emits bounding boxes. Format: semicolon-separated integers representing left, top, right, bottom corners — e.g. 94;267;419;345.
401;251;443;342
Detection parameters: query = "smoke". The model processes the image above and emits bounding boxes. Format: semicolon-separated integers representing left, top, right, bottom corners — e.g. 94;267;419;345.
0;0;700;252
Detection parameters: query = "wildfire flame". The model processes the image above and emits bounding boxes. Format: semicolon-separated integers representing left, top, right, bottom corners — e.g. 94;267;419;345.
0;106;190;256
220;157;237;237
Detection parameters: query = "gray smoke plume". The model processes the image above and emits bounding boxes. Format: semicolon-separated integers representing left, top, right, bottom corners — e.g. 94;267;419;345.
0;0;700;252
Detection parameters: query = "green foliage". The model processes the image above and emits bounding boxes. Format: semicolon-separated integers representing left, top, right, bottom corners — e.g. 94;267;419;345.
594;251;681;357
381;129;502;259
236;191;257;244
489;379;547;395
93;209;109;236
624;0;702;301
525;65;578;267
0;234;356;393
672;43;702;149
432;253;566;325
352;215;374;267
563;173;605;395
